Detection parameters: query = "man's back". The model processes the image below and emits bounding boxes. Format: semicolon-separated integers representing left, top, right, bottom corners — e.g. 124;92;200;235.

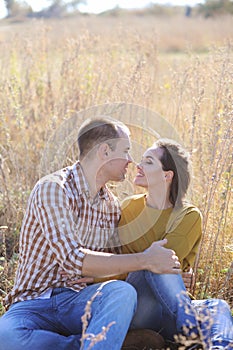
4;161;120;309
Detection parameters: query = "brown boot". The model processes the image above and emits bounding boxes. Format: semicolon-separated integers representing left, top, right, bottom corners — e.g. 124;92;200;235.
121;328;165;350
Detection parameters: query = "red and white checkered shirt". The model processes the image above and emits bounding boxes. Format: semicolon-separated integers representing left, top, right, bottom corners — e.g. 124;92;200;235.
5;162;121;308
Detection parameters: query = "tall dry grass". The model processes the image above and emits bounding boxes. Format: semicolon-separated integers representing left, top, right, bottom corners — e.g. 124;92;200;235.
0;14;232;314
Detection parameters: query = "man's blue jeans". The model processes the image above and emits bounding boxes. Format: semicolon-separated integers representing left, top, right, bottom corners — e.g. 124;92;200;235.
0;280;137;350
127;270;233;348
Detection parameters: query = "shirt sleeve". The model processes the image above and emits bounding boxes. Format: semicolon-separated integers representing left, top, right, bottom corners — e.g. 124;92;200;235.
164;208;202;270
34;181;86;276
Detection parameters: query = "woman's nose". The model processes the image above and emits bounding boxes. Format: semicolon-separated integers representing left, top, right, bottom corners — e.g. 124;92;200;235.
128;154;134;163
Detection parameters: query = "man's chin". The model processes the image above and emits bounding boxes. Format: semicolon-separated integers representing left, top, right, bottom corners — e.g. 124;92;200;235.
118;175;126;182
112;174;126;182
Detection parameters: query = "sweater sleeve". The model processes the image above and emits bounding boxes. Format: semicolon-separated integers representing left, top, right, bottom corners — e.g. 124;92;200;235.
164;207;202;270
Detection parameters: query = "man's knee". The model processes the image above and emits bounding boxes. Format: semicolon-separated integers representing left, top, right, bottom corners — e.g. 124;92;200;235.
0;315;9;336
0;316;15;349
98;280;137;304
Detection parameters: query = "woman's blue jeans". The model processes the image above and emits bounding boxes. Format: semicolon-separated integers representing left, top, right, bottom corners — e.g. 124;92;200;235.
127;270;233;348
191;298;233;348
0;280;137;350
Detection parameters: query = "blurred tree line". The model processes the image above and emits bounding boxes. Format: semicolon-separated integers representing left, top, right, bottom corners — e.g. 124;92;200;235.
3;0;85;18
2;0;233;20
198;0;233;17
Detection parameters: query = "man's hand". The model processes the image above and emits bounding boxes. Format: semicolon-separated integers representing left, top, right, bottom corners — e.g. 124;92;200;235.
81;239;180;277
143;239;181;274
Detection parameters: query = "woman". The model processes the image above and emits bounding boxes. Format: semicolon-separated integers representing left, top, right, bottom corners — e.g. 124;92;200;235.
64;138;233;349
119;138;233;349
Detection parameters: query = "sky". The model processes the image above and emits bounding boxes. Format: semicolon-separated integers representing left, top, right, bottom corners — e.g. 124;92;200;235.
0;0;204;18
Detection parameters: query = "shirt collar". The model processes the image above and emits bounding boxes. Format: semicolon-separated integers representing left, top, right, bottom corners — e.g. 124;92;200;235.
72;161;109;201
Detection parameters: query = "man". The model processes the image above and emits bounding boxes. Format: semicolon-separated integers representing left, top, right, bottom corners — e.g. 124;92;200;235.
0;117;180;350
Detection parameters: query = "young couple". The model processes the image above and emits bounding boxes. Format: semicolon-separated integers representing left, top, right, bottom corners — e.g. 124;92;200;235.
0;117;232;350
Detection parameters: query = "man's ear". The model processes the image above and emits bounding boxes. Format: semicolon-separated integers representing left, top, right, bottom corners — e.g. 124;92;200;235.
165;170;174;181
97;143;111;160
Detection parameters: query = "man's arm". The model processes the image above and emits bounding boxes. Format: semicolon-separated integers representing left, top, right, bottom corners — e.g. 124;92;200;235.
81;239;181;277
35;182;180;278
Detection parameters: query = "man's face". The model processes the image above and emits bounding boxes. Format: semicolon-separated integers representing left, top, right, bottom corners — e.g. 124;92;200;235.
105;134;133;182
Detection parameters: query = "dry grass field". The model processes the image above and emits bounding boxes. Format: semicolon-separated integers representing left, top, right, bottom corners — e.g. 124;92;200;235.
0;12;232;318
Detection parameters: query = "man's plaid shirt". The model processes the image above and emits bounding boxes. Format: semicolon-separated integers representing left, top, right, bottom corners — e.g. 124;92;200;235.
5;162;121;308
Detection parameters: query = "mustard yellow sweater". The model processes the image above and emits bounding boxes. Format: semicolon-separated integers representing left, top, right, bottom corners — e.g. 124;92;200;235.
119;194;202;271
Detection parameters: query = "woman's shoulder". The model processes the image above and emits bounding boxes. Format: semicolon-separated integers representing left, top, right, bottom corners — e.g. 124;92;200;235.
121;193;145;209
165;202;202;236
167;202;202;231
180;202;203;219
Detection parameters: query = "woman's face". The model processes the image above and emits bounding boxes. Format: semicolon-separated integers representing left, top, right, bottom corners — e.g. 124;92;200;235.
134;147;167;189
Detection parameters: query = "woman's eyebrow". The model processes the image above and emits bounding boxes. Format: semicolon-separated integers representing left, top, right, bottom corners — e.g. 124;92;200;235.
141;155;154;162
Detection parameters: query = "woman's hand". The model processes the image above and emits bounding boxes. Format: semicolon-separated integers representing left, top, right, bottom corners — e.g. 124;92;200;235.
182;268;195;291
60;270;94;285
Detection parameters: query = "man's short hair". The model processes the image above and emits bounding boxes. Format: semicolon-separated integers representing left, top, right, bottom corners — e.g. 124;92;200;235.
77;117;129;159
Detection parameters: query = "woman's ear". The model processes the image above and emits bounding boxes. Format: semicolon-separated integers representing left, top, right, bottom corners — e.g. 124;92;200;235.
165;170;174;181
